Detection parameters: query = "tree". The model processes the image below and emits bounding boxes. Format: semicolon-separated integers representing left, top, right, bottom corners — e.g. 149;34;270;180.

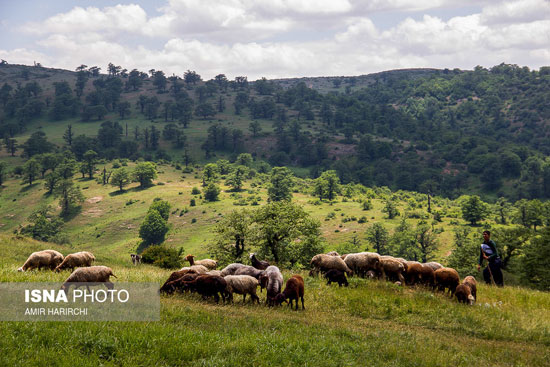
184;70;201;85
415;224;438;263
447;228;479;277
461;195;488;225
139;210;169;246
268;166;293;202
63;125;73;146
195;103;215;119
22;131;54;157
521;226;550;290
0;162;6;186
382;199;400;219
209;209;252;263
202;163;219;186
111;167;130;191
148;199;171;221
314;170;341;200
82;150;98;179
54;179;85;216
118;101;131;119
23;157;41;185
5;138;17;156
249;121;262;137
226;165;248;191
252;201;323;266
132;162;157;188
21;206;64;241
365;223;389;254
204;182;221;202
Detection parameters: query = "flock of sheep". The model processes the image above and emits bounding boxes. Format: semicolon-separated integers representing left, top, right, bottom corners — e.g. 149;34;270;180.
16;249;476;308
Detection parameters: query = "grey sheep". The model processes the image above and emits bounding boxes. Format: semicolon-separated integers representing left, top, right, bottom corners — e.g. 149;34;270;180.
54;251;95;272
220;263;246;276
344;252;380;277
424;262;443;271
206;270;223;277
310;254;352;276
259;265;283;306
234;265;265;279
224;275;260;303
17;250;64;272
61;266;117;293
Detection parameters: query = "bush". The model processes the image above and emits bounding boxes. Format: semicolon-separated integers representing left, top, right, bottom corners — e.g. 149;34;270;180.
139;210;169;245
191;187;201;195
141;245;183;269
204;182;220;202
190;198;196;206
149;199;171;221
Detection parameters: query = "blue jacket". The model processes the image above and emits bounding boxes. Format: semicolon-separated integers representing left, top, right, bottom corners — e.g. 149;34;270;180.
479;239;499;265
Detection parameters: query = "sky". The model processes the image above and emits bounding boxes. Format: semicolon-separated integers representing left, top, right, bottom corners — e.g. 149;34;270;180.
1;0;549;80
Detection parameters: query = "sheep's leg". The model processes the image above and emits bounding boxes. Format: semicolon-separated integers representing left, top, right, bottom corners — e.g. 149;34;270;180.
105;282;114;290
301;296;305;310
242;294;246;303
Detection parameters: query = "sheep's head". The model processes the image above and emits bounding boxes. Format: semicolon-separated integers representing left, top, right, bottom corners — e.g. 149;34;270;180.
184;254;194;261
17;267;23;272
468;294;475;305
273;293;287;306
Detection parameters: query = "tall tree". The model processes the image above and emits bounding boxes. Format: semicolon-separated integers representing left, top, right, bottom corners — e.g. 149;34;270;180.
268;167;293;202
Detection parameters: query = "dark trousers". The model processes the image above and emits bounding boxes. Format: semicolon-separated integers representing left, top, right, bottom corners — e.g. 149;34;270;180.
483;258;504;286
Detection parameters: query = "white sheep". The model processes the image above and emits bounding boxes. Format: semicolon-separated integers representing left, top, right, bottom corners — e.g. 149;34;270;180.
310;254;352;276
54;251;95;272
344;252;380;277
234;265;265;279
259;266;283;306
61;266;117;293
224;275;260;303
184;254;218;270
17;250;64;271
179;265;208;274
378;256;406;284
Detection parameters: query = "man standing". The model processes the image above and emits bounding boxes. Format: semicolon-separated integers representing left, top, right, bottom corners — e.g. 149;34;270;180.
477;230;504;286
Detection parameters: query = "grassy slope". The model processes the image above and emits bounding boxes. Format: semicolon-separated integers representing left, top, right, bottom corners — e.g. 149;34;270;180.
0;237;549;366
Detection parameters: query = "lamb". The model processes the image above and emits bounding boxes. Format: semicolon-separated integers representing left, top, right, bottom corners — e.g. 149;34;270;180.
220;263;246;276
184;254;218;270
344;252;380;277
404;261;423;286
61;266;117;293
424;262;443;271
17;250;64;272
130;254;142;265
234;265;265;279
54;251;95;272
324;269;348;287
274;275;305;310
310;254;352;276
224;275;260;303
160;273;199;294
179;265;208;274
458;275;477;304
259;265;284;306
378;256;405;284
249;253;269;270
180;275;227;303
434;267;460;296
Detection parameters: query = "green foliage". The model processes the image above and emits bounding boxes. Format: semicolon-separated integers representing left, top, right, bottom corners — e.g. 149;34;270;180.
267;166;294;202
110;167;130;191
314;170;341;201
53;179;85;216
140;245;182;269
21;206;64;241
225;165;248;191
139;210;169;246
382;199;400;219
191;187;201;195
203;182;220;202
366;223;389;254
132;162;157;188
149;199;171;221
461;195;488;225
521;227;550;290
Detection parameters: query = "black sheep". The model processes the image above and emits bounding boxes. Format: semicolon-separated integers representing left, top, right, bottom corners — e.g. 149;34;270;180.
249;253;269;270
324;269;348;287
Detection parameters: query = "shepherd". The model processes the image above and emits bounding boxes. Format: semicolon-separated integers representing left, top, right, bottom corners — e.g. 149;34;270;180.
477;230;504;287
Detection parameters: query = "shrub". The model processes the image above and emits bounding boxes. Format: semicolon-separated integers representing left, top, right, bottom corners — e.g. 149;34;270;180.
190;198;196;206
204;182;220;202
139;210;169;245
141;245;183;269
191;187;201;195
358;216;368;223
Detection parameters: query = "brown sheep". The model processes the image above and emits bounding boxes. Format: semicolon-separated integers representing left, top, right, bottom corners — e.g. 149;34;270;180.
160;273;199;294
274;275;305;310
434;267;460;296
161;268;200;290
455;284;475;305
462;275;477;302
404;261;423;286
54;251;95;272
180;275;227;303
184;255;218;270
324;269;348;287
61;266;117;294
424;262;443;271
17;250;64;272
378;256;405;284
419;264;436;287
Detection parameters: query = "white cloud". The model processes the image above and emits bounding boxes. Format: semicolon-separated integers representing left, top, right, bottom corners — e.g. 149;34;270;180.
481;0;550;25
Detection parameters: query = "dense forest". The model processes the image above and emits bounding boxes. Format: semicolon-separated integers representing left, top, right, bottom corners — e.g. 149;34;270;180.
1;61;549;203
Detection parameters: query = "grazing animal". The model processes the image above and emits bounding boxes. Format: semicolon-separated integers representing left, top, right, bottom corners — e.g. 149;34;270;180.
274;275;305;310
224;275;260;303
161;269;201;291
459;275;477;304
61;266;116;293
160;273;199;294
179;265;208;274
234;265;265;279
404;261;423;286
184;255;218;270
17;250;64;272
324;269;348;287
424;262;443;271
131;254;142;265
310;254;352;276
181;275;227;303
434;267;460;296
54;251;95;272
220;263;246;276
259;266;283;306
249;253;269;270
206;270;223;277
325;251;340;256
344;252;380;277
378;256;406;284
419;264;436;287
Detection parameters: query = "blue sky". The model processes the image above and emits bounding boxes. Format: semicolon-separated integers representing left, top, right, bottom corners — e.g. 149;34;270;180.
1;1;549;79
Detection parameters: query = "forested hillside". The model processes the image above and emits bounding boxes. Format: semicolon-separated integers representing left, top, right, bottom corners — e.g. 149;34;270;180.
1;62;549;202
